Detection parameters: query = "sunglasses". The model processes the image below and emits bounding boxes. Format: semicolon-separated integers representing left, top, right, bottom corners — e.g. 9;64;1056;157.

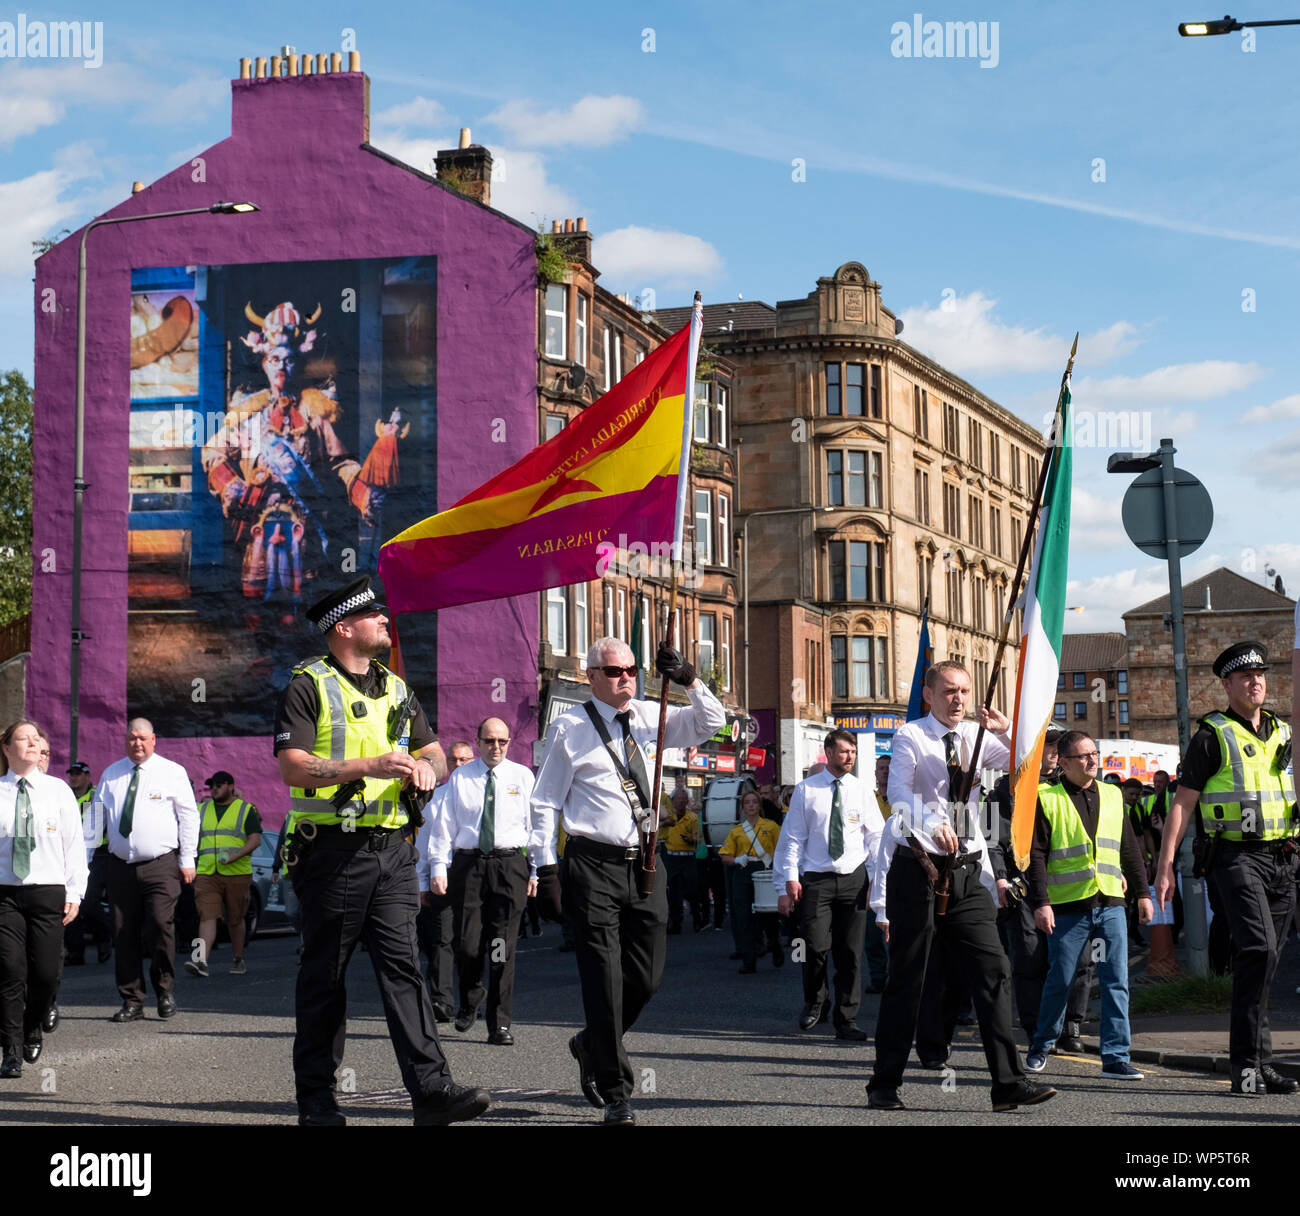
599;665;639;678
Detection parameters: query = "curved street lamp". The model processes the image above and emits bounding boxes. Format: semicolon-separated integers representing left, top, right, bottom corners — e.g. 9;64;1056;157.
1178;13;1300;35
71;200;259;759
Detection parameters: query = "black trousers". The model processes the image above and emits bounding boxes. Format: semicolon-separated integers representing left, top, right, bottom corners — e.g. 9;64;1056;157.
0;884;64;1049
663;853;698;930
799;865;868;1028
998;897;1094;1040
1213;845;1296;1071
916;946;964;1061
107;851;181;1006
694;855;726;927
565;836;667;1104
869;850;1024;1100
417;891;455;1012
292;834;450;1110
449;848;529;1032
731;864;781;967
63;850;112;959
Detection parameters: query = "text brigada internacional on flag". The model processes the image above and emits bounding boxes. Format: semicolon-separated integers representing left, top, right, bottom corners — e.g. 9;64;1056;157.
378;321;695;614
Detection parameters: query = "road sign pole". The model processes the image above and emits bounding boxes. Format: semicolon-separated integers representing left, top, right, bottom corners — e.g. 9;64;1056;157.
1157;438;1208;977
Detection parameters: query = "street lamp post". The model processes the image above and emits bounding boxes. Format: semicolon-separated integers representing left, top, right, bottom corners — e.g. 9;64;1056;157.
71;200;258;761
1178;13;1300;36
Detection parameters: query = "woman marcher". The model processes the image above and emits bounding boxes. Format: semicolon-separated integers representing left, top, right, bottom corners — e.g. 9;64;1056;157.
0;720;87;1077
719;790;784;973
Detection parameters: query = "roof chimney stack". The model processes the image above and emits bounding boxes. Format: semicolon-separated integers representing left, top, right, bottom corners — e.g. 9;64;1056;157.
436;132;494;207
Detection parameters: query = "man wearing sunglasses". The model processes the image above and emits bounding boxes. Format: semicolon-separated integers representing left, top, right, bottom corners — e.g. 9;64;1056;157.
531;635;725;1125
1024;730;1152;1080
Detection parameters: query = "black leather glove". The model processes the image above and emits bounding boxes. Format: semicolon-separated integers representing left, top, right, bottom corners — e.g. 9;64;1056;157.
655;642;697;686
535;864;563;923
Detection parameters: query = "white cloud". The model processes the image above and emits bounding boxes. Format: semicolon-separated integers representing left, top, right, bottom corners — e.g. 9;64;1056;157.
1242;393;1300;424
0;161;102;274
486;146;576;223
1073;361;1265;406
591;226;723;291
1065;487;1123;550
1064;553;1225;633
371;135;445;177
373;96;449;131
486;95;644;148
896;291;1140;376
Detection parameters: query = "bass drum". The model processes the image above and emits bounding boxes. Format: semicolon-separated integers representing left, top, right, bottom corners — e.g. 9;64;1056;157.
700;775;758;848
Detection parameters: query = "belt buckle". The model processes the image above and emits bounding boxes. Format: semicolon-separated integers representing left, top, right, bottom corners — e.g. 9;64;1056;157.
365;828;385;853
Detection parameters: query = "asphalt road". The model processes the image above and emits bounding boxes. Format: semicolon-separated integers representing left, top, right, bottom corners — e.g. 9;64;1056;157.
4;920;1295;1130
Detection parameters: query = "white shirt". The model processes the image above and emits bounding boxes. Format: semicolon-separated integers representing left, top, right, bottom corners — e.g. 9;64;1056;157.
430;757;537;879
871;713;1010;919
0;770;90;901
95;753;200;867
414;785;447;894
773;768;885;890
530;683;726;864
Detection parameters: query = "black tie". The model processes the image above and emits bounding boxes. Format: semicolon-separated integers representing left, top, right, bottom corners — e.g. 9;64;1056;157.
944;731;967;839
614;710;652;810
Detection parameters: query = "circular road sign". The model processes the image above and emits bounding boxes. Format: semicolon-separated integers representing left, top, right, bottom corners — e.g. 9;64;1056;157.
1121;466;1213;560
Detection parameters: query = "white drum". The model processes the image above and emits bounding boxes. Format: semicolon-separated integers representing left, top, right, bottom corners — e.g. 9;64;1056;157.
751;869;779;912
701;776;757;848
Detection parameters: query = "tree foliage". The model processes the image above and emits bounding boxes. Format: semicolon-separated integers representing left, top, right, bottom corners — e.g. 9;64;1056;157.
0;370;33;625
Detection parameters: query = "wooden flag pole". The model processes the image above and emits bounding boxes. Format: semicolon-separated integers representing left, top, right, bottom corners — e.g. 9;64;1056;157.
956;333;1077;809
640;293;704;895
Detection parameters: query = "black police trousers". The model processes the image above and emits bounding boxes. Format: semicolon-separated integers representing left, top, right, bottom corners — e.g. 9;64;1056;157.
1213;843;1296;1072
293;833;450;1111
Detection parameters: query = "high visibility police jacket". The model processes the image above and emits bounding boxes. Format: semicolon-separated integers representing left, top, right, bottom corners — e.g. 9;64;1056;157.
1040;780;1125;905
78;786;105;849
289;657;409;830
197;798;255;875
1197;712;1295;842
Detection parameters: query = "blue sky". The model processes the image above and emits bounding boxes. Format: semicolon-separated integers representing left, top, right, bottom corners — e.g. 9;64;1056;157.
4;0;1299;632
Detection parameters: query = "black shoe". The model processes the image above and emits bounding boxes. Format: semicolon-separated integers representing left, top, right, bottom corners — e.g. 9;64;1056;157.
111;1004;144;1023
413;1082;491;1126
569;1033;604;1109
453;1001;480;1033
798;1000;831;1031
156;994;177;1019
488;1028;515;1046
1261;1065;1300;1095
603;1100;636;1125
867;1086;904;1110
836;1025;868;1042
432;1003;453;1024
956;1013;978;1027
992;1080;1057;1112
1056;1021;1083;1053
298;1105;346;1126
42;1004;59;1034
729;951;744;961
64;953;85;965
97;943;113;964
0;1048;21;1079
918;1050;949;1069
739;964;757;974
22;1038;42;1064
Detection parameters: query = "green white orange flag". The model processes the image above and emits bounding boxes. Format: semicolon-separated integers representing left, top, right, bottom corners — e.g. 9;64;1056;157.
379;311;701;613
1008;387;1073;870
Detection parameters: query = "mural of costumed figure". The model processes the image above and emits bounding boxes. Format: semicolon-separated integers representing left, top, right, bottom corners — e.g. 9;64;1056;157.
200;300;381;614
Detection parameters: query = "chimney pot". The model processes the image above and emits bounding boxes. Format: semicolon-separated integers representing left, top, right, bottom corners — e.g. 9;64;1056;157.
238;57;251;79
564;219;574;233
255;56;267;78
317;53;329;73
576;217;587;231
331;52;343;72
1206;587;1212;610
348;50;361;71
131;181;146;194
301;54;313;75
271;55;283;77
459;127;471;149
287;53;299;75
552;220;562;233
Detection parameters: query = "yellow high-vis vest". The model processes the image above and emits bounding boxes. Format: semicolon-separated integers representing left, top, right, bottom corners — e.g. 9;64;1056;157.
1198;712;1295;842
197;798;254;875
1040;780;1125;905
288;658;409;830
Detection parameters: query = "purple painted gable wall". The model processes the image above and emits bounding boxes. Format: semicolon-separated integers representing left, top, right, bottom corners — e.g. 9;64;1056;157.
31;73;539;824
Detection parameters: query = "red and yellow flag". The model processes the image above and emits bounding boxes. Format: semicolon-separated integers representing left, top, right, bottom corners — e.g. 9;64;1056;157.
378;321;696;613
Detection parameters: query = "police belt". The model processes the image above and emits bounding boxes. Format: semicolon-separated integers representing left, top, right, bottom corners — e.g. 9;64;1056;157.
894;844;981;869
1217;837;1296;854
308;823;405;852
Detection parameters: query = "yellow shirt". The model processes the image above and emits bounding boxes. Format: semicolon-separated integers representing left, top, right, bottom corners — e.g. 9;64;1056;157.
719;817;781;862
663;810;701;853
876;791;892;820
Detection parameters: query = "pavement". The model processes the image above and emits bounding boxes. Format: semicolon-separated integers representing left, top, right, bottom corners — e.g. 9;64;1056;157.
1067;930;1300;1077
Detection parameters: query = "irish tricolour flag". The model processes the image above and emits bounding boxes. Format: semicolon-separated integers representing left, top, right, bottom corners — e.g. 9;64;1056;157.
1008;387;1073;870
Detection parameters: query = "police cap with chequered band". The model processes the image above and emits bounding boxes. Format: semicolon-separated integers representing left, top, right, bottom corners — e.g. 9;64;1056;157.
305;576;388;634
1212;641;1269;679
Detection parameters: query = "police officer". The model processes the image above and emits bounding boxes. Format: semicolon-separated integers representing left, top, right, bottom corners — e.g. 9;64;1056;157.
274;576;490;1126
1155;641;1299;1097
